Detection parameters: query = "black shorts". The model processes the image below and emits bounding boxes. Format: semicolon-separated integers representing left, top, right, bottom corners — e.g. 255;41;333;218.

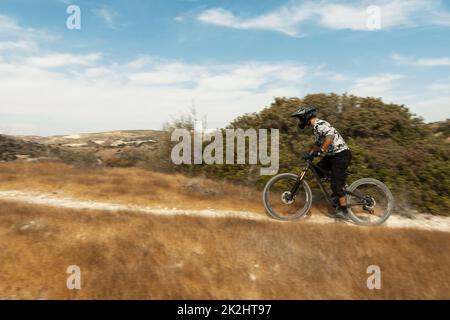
316;149;352;198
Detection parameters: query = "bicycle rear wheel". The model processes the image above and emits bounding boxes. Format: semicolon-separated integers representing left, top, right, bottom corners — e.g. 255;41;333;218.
346;178;394;226
263;173;312;221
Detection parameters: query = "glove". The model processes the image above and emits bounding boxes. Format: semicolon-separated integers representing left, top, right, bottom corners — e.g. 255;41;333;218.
311;150;323;157
302;152;314;160
302;150;323;160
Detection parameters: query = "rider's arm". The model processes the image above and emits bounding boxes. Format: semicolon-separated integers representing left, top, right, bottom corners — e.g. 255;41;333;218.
320;136;334;154
310;122;335;156
309;136;333;155
309;145;320;154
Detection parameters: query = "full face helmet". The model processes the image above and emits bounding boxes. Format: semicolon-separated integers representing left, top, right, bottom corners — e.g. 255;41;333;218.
290;106;317;129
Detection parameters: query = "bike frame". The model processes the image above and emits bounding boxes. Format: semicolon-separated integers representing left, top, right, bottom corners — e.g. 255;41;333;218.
289;159;368;208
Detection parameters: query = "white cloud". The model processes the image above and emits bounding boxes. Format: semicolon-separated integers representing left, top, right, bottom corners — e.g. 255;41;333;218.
312;65;348;82
24;53;102;68
0;14;57;43
128;70;194;86
409;80;450;120
427;79;450;91
391;53;450;67
417;58;450;67
93;7;118;29
0;56;312;135
349;73;404;100
126;56;154;69
413;96;450;121
197;6;310;36
80;67;114;79
347;73;450;121
0;14;21;33
0;40;37;52
197;0;450;36
175;15;185;22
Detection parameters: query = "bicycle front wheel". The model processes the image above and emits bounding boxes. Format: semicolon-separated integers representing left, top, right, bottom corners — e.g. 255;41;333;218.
346;178;394;226
263;173;312;221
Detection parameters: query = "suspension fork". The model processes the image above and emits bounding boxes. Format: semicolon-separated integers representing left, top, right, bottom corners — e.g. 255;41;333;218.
289;162;310;198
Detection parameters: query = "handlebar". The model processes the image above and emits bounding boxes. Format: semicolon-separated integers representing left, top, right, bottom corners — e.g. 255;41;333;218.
302;152;319;161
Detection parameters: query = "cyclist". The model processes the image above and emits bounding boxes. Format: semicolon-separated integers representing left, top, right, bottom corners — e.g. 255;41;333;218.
291;106;352;219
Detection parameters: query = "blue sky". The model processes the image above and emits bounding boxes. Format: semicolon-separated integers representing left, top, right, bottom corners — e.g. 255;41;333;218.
0;0;450;135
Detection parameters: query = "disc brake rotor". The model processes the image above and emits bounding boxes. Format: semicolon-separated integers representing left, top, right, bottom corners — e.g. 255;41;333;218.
363;196;376;213
281;191;295;205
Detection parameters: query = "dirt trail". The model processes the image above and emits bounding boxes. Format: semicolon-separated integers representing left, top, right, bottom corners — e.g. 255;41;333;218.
0;189;449;232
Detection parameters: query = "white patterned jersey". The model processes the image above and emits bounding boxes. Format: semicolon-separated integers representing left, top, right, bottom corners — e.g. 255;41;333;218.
313;119;349;155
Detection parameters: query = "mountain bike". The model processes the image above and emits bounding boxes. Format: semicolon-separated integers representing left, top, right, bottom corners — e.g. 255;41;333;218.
262;154;394;226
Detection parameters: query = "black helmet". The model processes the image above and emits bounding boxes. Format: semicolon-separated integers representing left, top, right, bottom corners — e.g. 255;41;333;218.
290;106;317;129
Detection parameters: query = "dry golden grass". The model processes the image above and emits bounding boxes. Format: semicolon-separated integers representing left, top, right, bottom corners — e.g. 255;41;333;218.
0;200;449;299
0;162;262;212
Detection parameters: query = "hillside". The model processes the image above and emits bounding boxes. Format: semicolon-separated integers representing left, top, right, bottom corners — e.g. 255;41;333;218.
17;129;164;148
430;119;450;141
1;130;165;168
0;134;61;162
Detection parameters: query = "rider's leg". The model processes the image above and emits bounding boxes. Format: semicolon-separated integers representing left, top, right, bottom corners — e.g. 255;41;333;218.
316;155;331;179
330;150;352;213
